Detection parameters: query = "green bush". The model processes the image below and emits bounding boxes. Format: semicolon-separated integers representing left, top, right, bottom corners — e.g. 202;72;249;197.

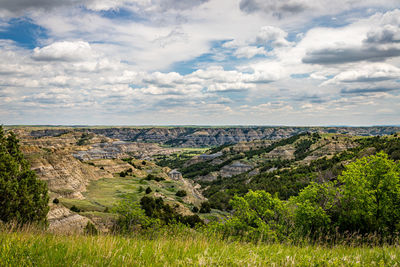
175;190;187;197
84;221;98;235
289;182;337;237
199;202;211;213
146;174;165;182
212;190;286;242
139;196;203;228
70;205;80;212
145;187;152;194
113;196;155;233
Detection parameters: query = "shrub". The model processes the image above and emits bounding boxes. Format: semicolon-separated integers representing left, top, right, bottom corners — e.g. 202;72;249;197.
113;196;154;233
181;215;203;228
146;174;165;182
212;190;289;242
84;221;98;235
139;196;203;228
53;198;59;204
289;182;338;237
120;171;126;177
70;205;80;212
199;202;211;213
175;190;187;197
145;187;152;194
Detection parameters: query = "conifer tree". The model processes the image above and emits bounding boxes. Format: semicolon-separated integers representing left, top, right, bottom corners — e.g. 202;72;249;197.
0;126;49;225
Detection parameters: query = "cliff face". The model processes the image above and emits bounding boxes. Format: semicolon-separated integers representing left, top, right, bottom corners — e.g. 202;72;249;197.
30;126;400;147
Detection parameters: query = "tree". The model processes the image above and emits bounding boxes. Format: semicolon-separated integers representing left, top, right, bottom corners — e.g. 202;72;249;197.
217;190;286;241
84;221;98;235
145;187;152;194
114;196;154;233
0;126;49;225
231;190;285;231
337;152;400;235
175;190;187;197
199;201;211;213
289;182;338;236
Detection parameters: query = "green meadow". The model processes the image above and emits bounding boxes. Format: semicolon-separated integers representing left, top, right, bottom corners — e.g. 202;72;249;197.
1;227;399;266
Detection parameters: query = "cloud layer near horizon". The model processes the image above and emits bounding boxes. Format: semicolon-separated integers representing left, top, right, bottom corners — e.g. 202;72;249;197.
0;0;399;125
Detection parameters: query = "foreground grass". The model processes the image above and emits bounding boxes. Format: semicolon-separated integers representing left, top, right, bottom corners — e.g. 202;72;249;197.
1;229;400;266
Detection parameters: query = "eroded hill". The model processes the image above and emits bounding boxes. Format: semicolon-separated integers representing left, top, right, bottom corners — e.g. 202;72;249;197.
9;126;400;233
28;126;400;147
15;129;206;233
183;133;400;211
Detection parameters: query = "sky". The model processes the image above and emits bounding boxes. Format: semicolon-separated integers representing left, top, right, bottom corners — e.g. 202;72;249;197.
0;0;399;126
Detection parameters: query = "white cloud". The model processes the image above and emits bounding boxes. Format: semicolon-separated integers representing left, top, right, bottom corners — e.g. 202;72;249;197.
301;9;400;65
234;46;266;59
324;63;400;84
32;41;98;62
239;0;399;18
1;1;400;125
256;26;292;47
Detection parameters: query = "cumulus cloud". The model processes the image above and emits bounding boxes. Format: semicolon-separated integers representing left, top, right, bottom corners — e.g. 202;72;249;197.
222;25;291;59
0;0;209;13
135;66;279;94
239;0;308;16
341;87;398;94
302;9;400;65
256;26;292;47
0;0;81;15
366;25;400;44
239;0;399;18
324;64;400;84
303;47;400;64
234;46;266;59
32;41;98;62
1;0;400;125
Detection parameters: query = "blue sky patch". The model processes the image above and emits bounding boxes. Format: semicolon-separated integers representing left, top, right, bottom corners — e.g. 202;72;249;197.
0;18;48;49
291;73;310;79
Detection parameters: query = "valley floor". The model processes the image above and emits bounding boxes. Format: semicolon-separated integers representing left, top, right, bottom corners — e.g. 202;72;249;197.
1;229;399;266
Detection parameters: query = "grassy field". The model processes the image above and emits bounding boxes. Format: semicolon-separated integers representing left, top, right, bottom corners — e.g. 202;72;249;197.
58;176;184;212
1;228;399;266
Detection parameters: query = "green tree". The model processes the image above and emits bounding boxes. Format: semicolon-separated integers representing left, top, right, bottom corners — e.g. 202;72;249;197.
145;187;152;194
337;152;400;235
84;221;98;235
175;190;187;197
113;196;155;233
289;182;338;236
0;127;49;225
199;201;211;213
220;190;287;241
